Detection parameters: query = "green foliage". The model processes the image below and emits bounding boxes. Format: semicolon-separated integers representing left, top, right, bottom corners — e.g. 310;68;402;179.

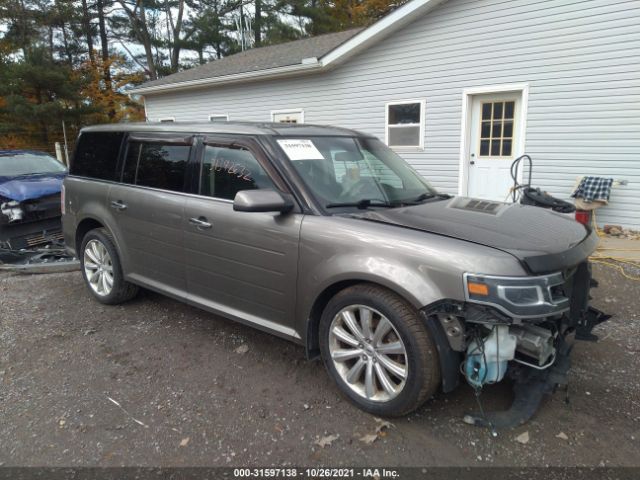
0;0;404;149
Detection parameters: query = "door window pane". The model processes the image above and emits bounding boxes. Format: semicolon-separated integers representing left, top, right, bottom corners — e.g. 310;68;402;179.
490;139;501;156
478;101;516;158
201;145;275;200
122;141;189;192
502;139;512;156
480;140;490;156
504;101;515;119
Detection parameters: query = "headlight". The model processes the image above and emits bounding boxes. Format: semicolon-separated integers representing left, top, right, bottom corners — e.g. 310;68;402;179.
463;272;569;318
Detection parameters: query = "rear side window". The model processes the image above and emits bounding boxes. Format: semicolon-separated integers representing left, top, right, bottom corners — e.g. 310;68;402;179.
200;145;275;200
122;141;190;192
71;132;124;180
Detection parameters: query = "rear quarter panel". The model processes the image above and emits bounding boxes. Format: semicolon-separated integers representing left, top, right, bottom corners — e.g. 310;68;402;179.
62;177;117;258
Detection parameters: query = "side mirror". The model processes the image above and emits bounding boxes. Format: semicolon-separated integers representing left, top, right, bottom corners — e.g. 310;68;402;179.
233;189;294;213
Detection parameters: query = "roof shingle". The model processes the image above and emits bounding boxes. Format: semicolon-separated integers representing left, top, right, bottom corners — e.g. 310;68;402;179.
139;28;362;90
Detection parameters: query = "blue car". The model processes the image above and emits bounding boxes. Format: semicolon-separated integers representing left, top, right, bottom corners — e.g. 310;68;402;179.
0;150;67;250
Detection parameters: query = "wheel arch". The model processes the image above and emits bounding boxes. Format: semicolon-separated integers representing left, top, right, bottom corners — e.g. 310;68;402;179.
75;216;128;273
75;217;105;253
304;279;460;394
304;277;425;354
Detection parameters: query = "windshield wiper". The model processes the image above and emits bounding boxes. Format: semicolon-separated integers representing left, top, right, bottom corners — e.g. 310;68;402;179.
325;199;394;209
412;192;452;203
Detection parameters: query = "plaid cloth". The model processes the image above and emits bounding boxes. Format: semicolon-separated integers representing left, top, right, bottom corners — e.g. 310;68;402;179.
571;176;613;203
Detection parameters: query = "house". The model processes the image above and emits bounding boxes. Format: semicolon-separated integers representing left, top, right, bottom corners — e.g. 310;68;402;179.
132;0;640;229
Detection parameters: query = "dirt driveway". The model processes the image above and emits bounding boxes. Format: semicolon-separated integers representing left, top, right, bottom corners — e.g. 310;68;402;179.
0;264;638;467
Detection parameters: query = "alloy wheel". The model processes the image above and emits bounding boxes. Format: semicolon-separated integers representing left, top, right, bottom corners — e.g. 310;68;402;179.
328;305;408;402
83;239;114;296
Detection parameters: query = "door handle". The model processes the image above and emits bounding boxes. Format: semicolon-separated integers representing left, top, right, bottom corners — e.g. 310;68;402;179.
189;216;212;230
110;200;127;211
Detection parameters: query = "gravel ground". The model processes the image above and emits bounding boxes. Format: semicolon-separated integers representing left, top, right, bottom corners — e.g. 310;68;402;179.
0;264;638;467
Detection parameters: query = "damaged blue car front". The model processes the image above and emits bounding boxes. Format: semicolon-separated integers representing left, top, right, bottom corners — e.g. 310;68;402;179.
0;150;67;252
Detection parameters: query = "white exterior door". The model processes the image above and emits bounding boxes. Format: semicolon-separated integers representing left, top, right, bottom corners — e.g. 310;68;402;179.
467;93;521;201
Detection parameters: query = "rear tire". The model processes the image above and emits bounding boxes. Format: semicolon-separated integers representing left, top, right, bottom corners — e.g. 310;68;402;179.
319;284;440;417
80;228;138;305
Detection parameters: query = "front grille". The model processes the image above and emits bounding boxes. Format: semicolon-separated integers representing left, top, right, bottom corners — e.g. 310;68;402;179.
8;229;63;250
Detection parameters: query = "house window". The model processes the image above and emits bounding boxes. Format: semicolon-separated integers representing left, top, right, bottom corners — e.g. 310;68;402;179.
272;109;304;124
479;101;515;157
158;117;175;123
385;100;425;149
209;114;229;122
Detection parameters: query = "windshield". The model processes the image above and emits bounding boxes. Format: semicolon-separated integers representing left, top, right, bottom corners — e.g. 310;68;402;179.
0;152;67;177
275;136;438;208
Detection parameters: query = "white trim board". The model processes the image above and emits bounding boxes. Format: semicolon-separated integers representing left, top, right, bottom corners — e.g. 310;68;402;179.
457;83;529;198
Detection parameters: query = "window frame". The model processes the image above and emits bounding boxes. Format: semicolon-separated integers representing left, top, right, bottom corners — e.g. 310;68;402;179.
209;114;229;122
119;133;194;194
270;108;304;124
69;131;125;181
384;99;425;150
158;117;176;123
196;135;294;205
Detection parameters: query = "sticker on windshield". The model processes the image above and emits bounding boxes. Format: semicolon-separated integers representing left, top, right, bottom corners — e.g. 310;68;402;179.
277;139;324;161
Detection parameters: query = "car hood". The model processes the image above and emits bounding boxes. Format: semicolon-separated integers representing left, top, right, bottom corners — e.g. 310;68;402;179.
0;173;65;202
350;196;597;274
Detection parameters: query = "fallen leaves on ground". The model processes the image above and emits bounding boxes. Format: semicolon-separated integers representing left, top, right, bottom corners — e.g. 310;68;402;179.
359;433;379;445
179;437;190;447
234;344;249;354
515;431;530;444
314;434;339;448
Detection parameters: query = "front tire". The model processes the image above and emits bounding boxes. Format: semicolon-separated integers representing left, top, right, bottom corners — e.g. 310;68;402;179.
319;284;440;417
80;228;139;305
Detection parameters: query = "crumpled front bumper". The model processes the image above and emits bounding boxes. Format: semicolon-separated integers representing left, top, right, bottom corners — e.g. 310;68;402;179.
463;260;611;429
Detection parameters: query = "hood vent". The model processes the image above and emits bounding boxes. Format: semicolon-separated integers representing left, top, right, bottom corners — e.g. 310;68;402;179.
450;198;502;215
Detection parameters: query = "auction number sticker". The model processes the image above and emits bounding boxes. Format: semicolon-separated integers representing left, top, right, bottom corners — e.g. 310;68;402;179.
277;139;325;161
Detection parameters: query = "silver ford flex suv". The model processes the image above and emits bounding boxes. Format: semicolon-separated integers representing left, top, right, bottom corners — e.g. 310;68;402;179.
62;123;607;425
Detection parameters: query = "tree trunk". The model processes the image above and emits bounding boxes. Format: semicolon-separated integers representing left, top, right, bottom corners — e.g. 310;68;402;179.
116;0;158;80
60;20;73;65
97;0;116;119
169;0;185;72
139;6;158;80
253;0;261;47
81;0;95;63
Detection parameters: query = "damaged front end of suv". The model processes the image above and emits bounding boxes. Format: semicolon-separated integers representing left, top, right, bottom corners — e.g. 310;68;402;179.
352;194;610;428
0;151;67;258
425;231;610;429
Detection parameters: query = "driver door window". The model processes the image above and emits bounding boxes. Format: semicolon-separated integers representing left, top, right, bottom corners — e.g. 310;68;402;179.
200;145;276;200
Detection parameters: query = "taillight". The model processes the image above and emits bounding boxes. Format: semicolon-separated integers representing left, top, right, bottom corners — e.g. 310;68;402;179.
61;184;65;215
575;210;590;225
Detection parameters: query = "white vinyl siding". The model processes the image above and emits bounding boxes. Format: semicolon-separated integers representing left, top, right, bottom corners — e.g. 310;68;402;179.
145;0;640;229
